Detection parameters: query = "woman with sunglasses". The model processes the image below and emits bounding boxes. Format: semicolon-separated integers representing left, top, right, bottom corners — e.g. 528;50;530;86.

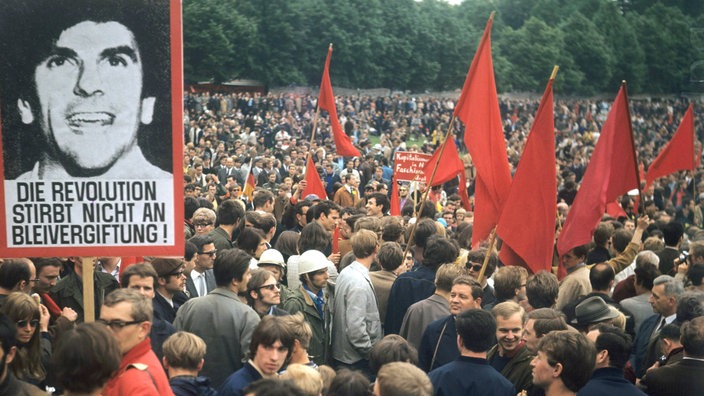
0;292;51;389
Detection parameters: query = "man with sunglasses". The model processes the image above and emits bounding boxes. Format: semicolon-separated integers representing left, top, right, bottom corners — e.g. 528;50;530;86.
185;235;217;298
101;288;173;396
151;258;187;324
246;268;288;318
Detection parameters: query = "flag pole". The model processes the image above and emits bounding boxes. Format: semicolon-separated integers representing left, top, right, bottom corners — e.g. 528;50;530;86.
403;116;458;260
622;81;644;213
476;228;497;283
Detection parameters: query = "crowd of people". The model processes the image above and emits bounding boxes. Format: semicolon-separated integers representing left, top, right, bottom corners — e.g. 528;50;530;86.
1;90;703;396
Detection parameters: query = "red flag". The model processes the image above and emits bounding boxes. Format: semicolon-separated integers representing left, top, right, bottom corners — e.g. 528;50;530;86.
644;104;695;191
390;174;401;216
302;157;327;200
557;83;639;257
318;45;360;157
422;137;464;186
454;14;512;247
605;201;627;218
497;76;556;274
458;173;472;212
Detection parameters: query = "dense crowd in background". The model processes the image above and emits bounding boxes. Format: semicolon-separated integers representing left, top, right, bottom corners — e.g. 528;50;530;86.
2;91;704;396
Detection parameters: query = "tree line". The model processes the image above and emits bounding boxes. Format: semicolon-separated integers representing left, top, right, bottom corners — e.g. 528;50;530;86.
183;0;703;95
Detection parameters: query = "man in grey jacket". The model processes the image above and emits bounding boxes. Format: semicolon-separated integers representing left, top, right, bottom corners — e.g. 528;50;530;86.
174;248;260;389
332;229;382;377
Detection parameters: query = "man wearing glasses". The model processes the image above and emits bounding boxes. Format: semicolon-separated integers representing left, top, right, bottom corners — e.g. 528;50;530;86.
246;268;288;318
185;235;217;298
151;258;187;324
0;259;37;308
101;288;173;396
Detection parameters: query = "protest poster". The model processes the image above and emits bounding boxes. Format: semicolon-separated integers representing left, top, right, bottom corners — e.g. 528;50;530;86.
0;0;184;257
393;151;432;182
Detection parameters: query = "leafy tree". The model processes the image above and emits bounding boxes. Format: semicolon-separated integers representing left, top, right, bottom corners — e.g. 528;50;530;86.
182;0;256;83
560;12;615;94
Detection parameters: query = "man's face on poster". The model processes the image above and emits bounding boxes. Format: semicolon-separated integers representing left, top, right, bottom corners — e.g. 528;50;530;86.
19;21;154;173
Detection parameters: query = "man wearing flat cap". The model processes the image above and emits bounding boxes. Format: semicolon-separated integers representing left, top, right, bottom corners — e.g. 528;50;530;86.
151;258;186;324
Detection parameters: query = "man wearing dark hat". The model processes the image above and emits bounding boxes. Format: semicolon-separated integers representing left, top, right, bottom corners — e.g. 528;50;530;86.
571;296;620;331
151;258;186;324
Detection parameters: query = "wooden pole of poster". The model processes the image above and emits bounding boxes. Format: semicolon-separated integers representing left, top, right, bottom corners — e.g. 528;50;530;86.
82;257;95;322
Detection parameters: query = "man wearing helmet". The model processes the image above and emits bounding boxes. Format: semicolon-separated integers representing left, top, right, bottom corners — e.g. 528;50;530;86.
281;250;331;366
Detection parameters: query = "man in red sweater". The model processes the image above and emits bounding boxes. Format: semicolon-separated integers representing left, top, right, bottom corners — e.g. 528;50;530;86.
101;288;173;396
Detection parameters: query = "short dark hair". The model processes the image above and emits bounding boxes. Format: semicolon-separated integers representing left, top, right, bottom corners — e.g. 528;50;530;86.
313;200;340;220
253;189;274;209
612;229;632;253
528;308;568;337
297;222;330;253
537;331;595;392
185;197;200;219
237;227;266;256
526;271;559;309
369;334;418;375
453;276;483;299
465;249;497;277
189;235;215;252
422;236;459;271
30;257;62;276
217;199;244;226
120;263;158;289
213;248;251;287
53;322;121;394
0;259;31;289
493;266;527;301
570;244;590;260
662;221;685;247
592;324;632;369
589;263;615;291
249;316;295;361
327;369;370;396
634;260;660;290
681;316;704;358
455;309;496;353
413;219;438;248
377;242;403;272
369;192;390;214
185;240;198;261
688;264;704;287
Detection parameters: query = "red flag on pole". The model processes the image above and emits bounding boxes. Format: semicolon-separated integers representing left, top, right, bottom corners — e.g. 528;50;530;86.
302;157;327;200
390;173;401;216
497;75;556;274
422;137;464;186
557;83;639;257
644;104;695;191
454;14;512;248
318;44;360;157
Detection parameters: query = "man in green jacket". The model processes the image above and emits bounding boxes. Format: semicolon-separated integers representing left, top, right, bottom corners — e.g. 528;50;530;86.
487;301;535;395
281;250;331;366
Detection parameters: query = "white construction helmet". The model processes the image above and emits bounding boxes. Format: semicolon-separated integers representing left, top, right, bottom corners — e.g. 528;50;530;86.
258;249;286;268
298;250;331;274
